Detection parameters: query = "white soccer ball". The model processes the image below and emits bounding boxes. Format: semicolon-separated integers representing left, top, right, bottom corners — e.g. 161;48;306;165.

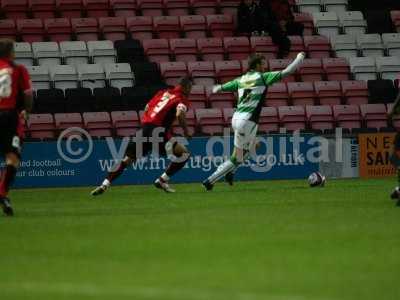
308;172;326;187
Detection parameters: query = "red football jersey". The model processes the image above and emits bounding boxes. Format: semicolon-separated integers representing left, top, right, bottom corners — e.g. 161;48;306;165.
141;85;190;130
0;59;32;111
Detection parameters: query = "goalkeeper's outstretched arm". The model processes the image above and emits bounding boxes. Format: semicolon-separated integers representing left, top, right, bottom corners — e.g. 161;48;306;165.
211;52;305;92
211;79;238;94
280;52;306;78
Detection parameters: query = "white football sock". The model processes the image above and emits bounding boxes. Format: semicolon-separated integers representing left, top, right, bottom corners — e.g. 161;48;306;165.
161;173;170;182
102;179;111;188
208;160;236;184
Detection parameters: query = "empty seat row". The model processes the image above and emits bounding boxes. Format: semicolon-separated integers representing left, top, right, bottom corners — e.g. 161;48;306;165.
27;111;125;139
332;33;400;59
0;15;235;42
33;77;397;113
14;40;116;66
159;58;349;86
183;81;368;109
349;56;400;81
26;103;394;139
27;63;134;90
196;104;393;135
1;0;241;19
265;80;368;107
31;79;372;113
33;85;166;113
296;0;348;14
312;11;367;38
141;35;332;63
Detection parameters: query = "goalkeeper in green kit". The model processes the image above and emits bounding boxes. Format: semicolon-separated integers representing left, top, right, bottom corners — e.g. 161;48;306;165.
202;52;306;191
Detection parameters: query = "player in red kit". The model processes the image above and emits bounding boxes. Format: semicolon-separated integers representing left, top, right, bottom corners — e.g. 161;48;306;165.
0;39;33;216
91;77;193;195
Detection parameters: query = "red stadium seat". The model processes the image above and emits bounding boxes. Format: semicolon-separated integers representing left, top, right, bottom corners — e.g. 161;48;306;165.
322;58;350;81
154;16;181;39
287;36;306;59
159;61;188;85
188;61;216;85
195;108;224;135
99;17;127;42
45;18;72;42
219;0;240;19
27;113;56;139
83;112;112;137
170;38;197;62
278;106;307;132
110;0;136;17
71;18;99;41
206;86;235;109
137;0;163;16
164;0;190;16
223;37;251;61
341;80;368;105
30;0;57;19
1;0;29;20
54;113;83;130
239;59;246;73
143;39;170;63
0;20;17;40
206;14;234;38
360;104;388;130
259;107;279;133
188;85;207;109
306;105;334;131
269;59;295;83
84;0;110;17
298;58;324;82
127;16;153;41
223;107;234;127
190;0;218;16
250;36;278;60
288;82;316;106
172;110;196;136
197;37;224;62
333;105;362;130
304;35;331;59
180;15;207;39
17;19;45;43
214;60;241;83
293;12;314;36
111;111;140;137
314;81;342;106
57;0;84;18
265;82;289;108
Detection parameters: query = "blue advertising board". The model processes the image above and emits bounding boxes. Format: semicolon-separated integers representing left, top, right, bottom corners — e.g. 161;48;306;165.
1;134;320;188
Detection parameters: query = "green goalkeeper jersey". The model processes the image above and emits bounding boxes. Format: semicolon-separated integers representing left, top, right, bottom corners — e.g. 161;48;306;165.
221;70;282;123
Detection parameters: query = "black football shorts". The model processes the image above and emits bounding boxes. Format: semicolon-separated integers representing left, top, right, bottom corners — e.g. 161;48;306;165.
0;110;21;156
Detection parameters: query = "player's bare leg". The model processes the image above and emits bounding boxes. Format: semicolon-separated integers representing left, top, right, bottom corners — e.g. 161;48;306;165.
0;152;20;216
154;143;190;193
91;156;134;196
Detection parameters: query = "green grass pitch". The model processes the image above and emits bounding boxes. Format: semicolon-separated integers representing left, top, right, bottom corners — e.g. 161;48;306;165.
1;178;400;300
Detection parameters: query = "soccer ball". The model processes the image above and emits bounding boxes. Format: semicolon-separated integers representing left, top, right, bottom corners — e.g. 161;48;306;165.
308;172;326;187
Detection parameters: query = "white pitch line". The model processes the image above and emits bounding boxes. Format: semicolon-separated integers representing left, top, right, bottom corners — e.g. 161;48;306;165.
0;281;332;300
